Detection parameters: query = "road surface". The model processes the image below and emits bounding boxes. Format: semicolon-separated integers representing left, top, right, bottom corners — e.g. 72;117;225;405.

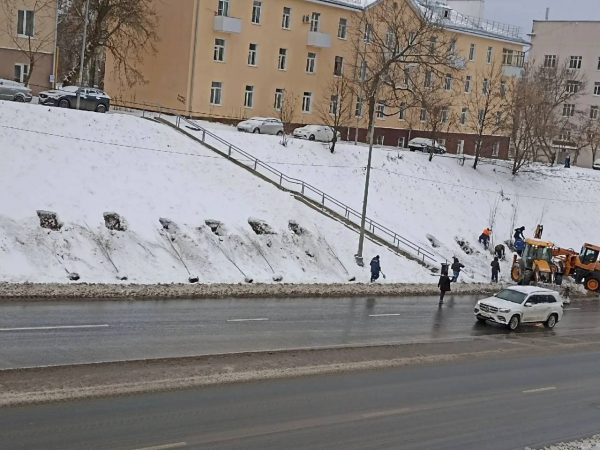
0;295;598;368
2;349;600;450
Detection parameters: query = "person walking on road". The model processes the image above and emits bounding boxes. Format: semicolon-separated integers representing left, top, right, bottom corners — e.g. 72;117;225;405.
438;273;451;304
450;257;465;282
491;257;500;283
370;255;382;283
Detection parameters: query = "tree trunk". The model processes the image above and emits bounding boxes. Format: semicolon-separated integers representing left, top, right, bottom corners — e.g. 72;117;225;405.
330;135;337;153
473;140;482;170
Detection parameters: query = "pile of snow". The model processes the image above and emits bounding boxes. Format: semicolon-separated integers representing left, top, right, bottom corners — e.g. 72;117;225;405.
0;101;431;284
167;116;600;283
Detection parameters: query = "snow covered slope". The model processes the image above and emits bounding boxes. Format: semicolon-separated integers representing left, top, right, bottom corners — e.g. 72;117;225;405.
168;117;600;283
0;101;431;284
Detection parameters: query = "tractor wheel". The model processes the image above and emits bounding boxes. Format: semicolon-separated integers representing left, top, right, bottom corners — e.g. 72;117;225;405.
585;277;600;292
522;270;533;286
554;273;563;286
511;265;521;283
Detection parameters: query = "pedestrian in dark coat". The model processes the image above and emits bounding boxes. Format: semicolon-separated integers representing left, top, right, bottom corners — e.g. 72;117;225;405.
370;255;381;283
514;226;525;242
494;244;505;260
438;273;451;304
491;257;500;283
450;257;464;282
564;155;571;168
514;238;525;256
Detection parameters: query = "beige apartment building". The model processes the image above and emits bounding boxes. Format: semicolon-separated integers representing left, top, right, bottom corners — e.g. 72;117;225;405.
105;0;526;159
530;20;600;167
0;0;57;93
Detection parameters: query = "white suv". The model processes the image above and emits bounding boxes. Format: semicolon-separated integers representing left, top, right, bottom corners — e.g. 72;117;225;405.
474;286;563;331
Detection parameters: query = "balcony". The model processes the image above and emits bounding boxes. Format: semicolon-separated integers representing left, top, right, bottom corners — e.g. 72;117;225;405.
502;65;524;77
307;31;331;48
213;15;242;34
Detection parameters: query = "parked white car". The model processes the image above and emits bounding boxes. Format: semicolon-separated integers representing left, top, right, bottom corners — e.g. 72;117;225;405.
593;159;600;170
408;137;446;154
0;78;32;102
293;125;341;142
236;117;284;135
474;286;563;331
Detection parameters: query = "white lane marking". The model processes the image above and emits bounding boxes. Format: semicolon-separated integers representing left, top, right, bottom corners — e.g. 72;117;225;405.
226;318;269;322
368;313;401;317
0;324;109;332
131;442;187;450
522;386;557;394
564;307;581;310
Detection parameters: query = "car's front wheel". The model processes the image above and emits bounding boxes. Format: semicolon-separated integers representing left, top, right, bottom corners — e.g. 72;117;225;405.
14;95;25;102
95;104;107;113
507;315;520;331
253;128;260;134
276;130;283;136
309;134;315;141
476;316;487;323
58;99;70;108
544;314;558;329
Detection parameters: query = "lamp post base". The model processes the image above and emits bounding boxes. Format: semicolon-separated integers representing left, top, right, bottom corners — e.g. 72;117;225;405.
354;254;364;267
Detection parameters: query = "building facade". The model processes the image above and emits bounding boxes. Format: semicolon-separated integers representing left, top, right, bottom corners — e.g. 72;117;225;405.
530;20;600;167
105;0;526;159
0;0;57;93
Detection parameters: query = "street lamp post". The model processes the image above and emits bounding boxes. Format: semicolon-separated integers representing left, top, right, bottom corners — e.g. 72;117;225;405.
76;0;90;110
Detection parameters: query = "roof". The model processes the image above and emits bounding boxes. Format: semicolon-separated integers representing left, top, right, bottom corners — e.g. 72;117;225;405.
525;238;554;247
504;286;558;294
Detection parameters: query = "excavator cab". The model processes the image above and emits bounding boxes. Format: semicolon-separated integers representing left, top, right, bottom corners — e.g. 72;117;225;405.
511;239;556;285
573;244;600;292
580;245;600;265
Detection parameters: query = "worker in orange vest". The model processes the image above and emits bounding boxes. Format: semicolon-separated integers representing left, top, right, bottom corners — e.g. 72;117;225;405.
479;227;492;250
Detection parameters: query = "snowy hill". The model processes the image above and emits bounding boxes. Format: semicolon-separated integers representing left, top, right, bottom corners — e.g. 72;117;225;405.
0;101;430;284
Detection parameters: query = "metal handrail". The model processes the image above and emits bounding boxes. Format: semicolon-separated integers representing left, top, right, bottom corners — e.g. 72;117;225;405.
173;115;437;264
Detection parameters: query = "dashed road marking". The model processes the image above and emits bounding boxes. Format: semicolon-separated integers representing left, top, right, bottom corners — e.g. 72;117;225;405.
368;313;401;317
564;308;581;311
0;324;109;332
131;442;187;450
522;386;557;394
226;318;269;322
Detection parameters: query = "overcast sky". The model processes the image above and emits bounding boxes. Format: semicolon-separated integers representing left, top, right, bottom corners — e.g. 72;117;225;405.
484;0;600;35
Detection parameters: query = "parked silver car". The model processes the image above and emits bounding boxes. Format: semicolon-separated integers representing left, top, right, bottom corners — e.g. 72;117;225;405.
38;86;111;112
237;117;284;135
0;79;32;102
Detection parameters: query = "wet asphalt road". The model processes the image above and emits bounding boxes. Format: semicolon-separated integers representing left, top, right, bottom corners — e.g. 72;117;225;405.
2;349;600;450
1;295;599;369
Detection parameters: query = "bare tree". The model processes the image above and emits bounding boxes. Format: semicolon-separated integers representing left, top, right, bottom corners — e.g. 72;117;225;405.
0;0;56;87
466;62;510;169
276;89;298;147
349;0;461;262
318;75;353;153
570;112;600;165
58;0;158;87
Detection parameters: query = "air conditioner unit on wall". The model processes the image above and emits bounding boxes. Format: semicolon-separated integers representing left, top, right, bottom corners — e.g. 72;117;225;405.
302;15;310;24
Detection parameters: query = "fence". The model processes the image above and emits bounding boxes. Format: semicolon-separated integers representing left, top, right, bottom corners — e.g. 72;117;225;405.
170;115;437;265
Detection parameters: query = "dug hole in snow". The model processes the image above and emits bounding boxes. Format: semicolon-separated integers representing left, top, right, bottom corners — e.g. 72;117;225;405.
0;101;429;284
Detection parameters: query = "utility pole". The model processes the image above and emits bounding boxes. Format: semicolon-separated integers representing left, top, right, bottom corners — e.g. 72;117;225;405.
76;0;90;110
51;0;59;89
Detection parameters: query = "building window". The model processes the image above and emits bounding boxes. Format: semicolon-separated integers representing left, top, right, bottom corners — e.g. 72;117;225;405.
213;38;225;62
420;107;427;122
363;24;372;43
302;92;312;112
397;137;405;148
282;7;291;29
544;54;557;68
274;88;283;110
376;101;385;119
14;64;29;83
594;82;600;96
569;56;583;69
329;95;339;115
210;81;222;105
469;43;476;61
278;48;287;70
355;97;363;117
376;135;385;145
562;103;575;117
464;75;472;93
217;0;229;16
438;138;446;147
457;139;464;155
310;12;320;32
591;105;599;119
492;142;500;157
486;46;493;64
251;1;262;24
502;48;514;66
359;60;367;81
244;85;254;108
334;56;344;76
424;70;433;88
558;130;572;142
460;107;468;125
567;80;581;94
441;107;449;123
306;52;316;73
398;102;406;120
444;74;453;91
17;10;34;37
478;109;485;124
482;78;489;95
248;43;258;66
338;18;347;39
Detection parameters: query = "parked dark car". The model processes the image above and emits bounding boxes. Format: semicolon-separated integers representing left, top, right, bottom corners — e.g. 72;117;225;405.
38;86;111;112
0;78;32;102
